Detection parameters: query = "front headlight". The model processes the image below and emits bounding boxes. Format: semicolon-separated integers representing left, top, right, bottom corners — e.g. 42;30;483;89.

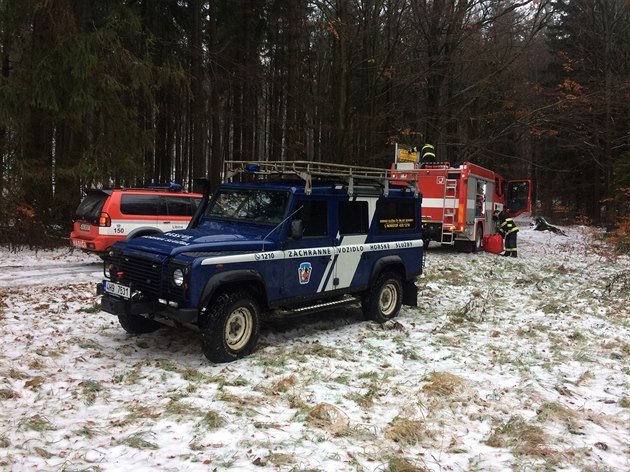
173;268;184;286
104;247;122;280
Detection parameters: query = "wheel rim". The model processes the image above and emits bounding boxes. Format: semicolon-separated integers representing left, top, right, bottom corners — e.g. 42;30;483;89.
225;306;253;351
379;283;398;316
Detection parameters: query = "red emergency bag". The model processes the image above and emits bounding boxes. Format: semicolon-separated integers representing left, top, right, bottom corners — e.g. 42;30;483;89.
483;234;504;254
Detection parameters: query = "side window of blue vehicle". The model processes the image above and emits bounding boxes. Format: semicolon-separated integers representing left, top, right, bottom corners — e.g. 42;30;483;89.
376;200;416;231
339;201;368;235
292;200;328;237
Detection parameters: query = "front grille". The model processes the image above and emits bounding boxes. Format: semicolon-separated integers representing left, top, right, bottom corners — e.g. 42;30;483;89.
121;254;163;296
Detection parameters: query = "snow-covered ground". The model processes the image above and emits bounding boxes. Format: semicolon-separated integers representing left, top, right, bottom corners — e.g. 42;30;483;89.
0;221;628;472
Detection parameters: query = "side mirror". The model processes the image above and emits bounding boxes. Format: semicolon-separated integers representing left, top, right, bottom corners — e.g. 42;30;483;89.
290;219;304;239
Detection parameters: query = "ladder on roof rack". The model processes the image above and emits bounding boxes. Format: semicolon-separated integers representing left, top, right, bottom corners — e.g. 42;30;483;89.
223;160;418;197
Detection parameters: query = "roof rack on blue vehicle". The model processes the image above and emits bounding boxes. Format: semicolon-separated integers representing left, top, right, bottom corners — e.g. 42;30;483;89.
223;160;418;197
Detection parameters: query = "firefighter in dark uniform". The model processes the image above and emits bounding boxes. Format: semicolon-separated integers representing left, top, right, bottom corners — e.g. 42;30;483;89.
495;209;519;257
410;144;436;165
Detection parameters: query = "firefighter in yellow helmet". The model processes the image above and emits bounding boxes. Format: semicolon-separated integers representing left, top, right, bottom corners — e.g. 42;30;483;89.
410;144;436;164
494;209;519;257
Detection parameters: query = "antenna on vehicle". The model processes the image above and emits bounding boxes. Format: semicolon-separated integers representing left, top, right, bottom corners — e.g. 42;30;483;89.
261;205;304;252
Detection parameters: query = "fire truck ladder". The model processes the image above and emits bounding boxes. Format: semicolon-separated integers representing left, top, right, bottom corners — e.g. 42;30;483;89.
441;179;458;245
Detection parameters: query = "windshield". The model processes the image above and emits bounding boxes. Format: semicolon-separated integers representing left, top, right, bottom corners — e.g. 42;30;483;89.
205;189;289;225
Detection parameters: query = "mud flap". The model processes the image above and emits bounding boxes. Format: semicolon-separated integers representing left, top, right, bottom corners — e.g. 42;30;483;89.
402;279;418;307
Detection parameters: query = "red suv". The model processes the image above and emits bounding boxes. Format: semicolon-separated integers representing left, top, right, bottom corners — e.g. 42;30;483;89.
70;186;202;254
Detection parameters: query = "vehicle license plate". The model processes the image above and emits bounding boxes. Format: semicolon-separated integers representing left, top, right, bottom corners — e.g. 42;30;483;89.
80;223;90;231
72;239;87;248
104;280;131;299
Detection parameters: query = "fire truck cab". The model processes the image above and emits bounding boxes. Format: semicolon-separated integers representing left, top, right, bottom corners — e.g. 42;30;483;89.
392;145;531;252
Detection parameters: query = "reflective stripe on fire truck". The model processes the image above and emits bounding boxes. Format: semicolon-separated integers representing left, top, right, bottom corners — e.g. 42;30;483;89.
421;197;460;208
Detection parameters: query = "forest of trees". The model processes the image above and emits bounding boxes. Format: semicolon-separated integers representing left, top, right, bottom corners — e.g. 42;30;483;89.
0;0;629;244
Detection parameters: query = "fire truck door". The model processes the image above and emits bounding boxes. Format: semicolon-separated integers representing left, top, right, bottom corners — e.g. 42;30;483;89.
506;180;532;216
474;180;487;218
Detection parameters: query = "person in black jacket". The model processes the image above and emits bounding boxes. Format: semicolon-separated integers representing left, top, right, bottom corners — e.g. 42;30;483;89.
494;209;519;257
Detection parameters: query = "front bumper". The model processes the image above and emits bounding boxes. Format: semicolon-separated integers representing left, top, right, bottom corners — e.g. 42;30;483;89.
97;283;198;323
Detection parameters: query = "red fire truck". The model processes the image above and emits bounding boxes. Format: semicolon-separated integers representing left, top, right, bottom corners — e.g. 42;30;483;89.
392;145;532;252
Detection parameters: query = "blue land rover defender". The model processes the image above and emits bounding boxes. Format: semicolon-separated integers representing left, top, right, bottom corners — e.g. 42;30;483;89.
98;161;424;363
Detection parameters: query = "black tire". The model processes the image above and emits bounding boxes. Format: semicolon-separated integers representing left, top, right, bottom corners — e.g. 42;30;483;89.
200;290;260;363
362;272;403;323
118;313;162;334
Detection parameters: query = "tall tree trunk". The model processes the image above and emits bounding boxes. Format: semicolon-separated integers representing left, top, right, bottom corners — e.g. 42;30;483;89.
190;0;206;183
334;1;349;164
285;0;306;160
54;0;85;224
208;1;222;189
0;40;9;197
24;7;54;214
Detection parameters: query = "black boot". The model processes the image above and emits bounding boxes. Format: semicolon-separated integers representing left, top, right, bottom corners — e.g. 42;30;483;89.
511;252;518;258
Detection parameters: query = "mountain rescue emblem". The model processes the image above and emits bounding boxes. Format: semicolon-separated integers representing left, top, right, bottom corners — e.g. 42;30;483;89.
298;262;312;285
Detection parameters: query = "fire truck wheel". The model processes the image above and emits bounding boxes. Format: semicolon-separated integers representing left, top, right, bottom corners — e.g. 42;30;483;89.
362;272;403;323
118;314;162;334
200;290;260;363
